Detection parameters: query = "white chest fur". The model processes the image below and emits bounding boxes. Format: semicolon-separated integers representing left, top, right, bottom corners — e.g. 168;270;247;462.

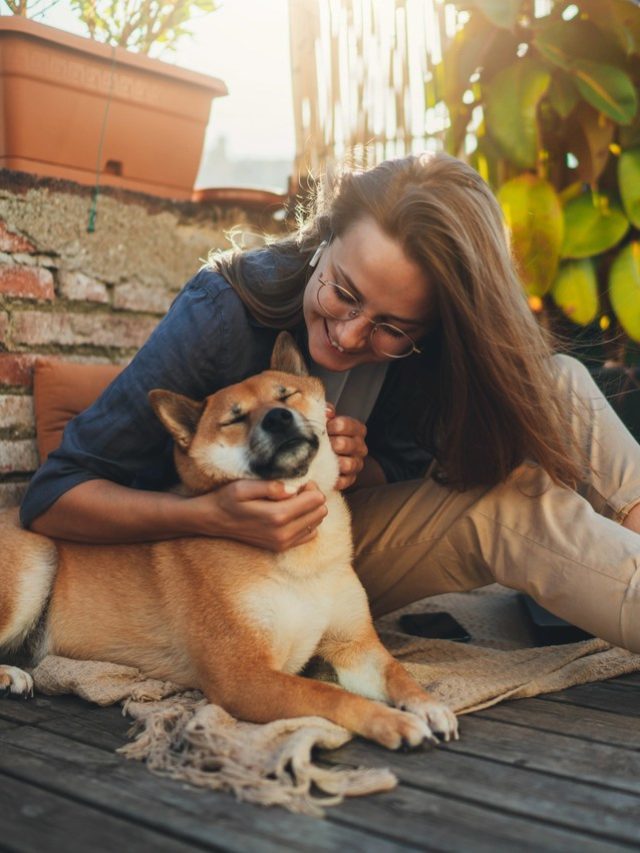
239;492;359;674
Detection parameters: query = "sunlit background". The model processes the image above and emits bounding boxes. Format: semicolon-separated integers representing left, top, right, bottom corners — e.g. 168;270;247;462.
14;0;296;190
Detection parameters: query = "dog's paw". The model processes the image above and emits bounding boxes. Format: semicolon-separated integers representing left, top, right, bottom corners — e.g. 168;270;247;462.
397;697;459;742
0;665;34;700
364;706;439;750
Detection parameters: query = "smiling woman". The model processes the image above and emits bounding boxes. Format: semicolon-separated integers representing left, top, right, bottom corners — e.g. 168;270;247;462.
302;221;431;370
19;151;640;657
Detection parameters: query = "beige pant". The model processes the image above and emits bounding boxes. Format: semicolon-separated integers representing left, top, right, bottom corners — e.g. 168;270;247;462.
348;355;640;653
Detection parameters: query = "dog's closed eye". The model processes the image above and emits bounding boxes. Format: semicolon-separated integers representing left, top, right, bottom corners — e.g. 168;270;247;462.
220;404;248;427
220;414;247;427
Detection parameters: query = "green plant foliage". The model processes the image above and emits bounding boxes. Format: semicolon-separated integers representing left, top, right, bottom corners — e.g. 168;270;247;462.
620;109;640;148
619;148;640;227
609;242;640;341
69;0;219;55
569;102;615;185
436;0;640;361
546;72;579;119
562;192;629;259
484;59;551;168
533;19;626;69
551;260;599;326
571;60;638;126
579;0;640;57
498;175;564;296
2;0;61;15
467;0;522;30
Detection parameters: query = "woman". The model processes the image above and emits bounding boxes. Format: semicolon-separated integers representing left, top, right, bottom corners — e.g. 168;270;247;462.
20;153;640;652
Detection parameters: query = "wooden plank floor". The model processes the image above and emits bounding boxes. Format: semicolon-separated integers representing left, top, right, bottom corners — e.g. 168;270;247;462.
0;673;638;853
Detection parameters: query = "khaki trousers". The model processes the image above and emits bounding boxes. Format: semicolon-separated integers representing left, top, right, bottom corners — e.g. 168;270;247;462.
347;355;640;653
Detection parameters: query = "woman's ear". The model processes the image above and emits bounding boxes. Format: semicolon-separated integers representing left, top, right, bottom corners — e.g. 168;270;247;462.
270;332;308;377
148;390;204;451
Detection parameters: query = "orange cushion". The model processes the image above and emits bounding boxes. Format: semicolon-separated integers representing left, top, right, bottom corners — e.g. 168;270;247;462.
33;358;123;463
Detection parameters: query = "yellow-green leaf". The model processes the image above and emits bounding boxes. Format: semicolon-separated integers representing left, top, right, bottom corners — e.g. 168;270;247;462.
469;0;522;30
609;242;640;341
547;72;579;119
533;19;626;70
485;59;551;169
618;147;640;227
498;174;564;296
562;192;629;258
551;260;599;326
571;60;638;126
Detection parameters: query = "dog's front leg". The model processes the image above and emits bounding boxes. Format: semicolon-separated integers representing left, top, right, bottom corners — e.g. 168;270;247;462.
318;626;459;742
198;663;437;751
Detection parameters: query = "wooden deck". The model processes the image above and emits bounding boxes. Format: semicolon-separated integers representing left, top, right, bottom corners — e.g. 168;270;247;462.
0;673;638;852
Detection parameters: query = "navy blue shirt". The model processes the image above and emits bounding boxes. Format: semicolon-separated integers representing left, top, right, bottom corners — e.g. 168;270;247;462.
20;253;431;528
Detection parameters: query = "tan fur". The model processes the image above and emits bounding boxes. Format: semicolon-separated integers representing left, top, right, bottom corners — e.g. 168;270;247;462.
0;334;458;745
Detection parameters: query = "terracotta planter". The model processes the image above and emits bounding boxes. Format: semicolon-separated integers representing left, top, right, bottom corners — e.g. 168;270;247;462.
0;17;227;199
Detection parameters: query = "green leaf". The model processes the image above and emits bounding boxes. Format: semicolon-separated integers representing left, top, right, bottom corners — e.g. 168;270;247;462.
562;192;629;259
546;72;580;119
533;19;626;70
619;148;640;227
498;175;564;297
609;242;640;341
578;0;640;57
441;13;497;105
620;108;640;148
461;0;522;30
484;58;551;168
551;260;599;326
571;60;638;125
568;102;615;185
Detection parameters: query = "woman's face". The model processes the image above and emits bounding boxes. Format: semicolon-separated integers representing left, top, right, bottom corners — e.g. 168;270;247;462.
303;217;433;371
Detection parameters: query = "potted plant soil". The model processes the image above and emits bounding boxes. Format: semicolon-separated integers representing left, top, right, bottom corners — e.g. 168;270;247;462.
0;14;227;199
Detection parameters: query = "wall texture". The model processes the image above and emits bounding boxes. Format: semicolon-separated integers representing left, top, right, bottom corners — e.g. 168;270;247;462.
0;170;284;509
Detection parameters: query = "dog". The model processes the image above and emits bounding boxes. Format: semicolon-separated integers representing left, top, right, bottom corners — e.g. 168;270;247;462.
0;332;458;749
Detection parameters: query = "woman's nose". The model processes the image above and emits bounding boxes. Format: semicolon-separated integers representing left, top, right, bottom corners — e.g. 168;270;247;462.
333;316;372;350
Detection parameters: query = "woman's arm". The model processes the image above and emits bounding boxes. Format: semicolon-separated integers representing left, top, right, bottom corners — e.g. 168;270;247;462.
351;455;387;489
31;478;328;551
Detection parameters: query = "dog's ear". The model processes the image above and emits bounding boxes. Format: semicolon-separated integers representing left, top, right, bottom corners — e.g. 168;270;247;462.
270;331;308;377
149;390;204;451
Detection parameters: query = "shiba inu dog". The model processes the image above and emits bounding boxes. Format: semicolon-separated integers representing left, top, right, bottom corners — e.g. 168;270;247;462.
0;333;458;748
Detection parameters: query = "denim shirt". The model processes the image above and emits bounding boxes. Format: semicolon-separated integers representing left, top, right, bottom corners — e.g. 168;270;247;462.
20;251;431;528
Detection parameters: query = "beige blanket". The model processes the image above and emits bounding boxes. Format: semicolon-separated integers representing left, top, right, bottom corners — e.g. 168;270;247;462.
31;585;640;817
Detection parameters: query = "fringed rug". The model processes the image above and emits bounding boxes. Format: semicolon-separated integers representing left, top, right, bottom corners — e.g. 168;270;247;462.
30;585;640;817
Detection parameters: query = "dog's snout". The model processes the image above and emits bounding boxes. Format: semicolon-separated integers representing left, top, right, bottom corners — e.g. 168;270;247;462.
261;407;294;434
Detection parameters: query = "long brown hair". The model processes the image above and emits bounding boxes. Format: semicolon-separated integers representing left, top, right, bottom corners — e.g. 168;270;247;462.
212;152;584;489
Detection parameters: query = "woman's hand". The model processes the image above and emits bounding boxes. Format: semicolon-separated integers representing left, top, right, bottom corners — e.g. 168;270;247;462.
190;480;328;552
325;404;368;490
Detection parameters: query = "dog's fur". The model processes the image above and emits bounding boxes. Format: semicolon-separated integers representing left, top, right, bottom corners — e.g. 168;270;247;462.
0;334;457;748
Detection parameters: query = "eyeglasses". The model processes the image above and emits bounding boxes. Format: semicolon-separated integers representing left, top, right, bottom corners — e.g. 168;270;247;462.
316;274;422;359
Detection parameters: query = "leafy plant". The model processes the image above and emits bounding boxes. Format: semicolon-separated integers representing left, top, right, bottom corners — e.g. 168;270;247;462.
69;0;219;55
436;0;640;363
1;0;61;16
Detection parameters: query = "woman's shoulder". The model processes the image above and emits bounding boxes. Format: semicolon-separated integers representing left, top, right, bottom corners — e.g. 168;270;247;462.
182;264;237;302
171;264;254;333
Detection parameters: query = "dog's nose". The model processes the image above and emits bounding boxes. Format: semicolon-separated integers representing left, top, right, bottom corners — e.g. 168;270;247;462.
261;407;294;434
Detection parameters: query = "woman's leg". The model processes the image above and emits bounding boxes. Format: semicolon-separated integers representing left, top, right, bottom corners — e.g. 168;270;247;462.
348;355;640;652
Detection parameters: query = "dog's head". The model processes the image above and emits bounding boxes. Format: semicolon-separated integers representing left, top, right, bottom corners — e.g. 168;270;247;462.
149;332;338;494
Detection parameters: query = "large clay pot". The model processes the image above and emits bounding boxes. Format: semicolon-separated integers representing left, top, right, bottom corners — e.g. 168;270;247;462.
0;17;227;199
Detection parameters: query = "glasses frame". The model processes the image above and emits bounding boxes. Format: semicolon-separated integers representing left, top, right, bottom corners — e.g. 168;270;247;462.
316;273;423;359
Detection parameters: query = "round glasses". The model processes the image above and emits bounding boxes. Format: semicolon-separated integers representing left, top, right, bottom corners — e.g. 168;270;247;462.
316;274;423;359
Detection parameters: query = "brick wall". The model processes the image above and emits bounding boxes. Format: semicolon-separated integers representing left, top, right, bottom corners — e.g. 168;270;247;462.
0;171;284;510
